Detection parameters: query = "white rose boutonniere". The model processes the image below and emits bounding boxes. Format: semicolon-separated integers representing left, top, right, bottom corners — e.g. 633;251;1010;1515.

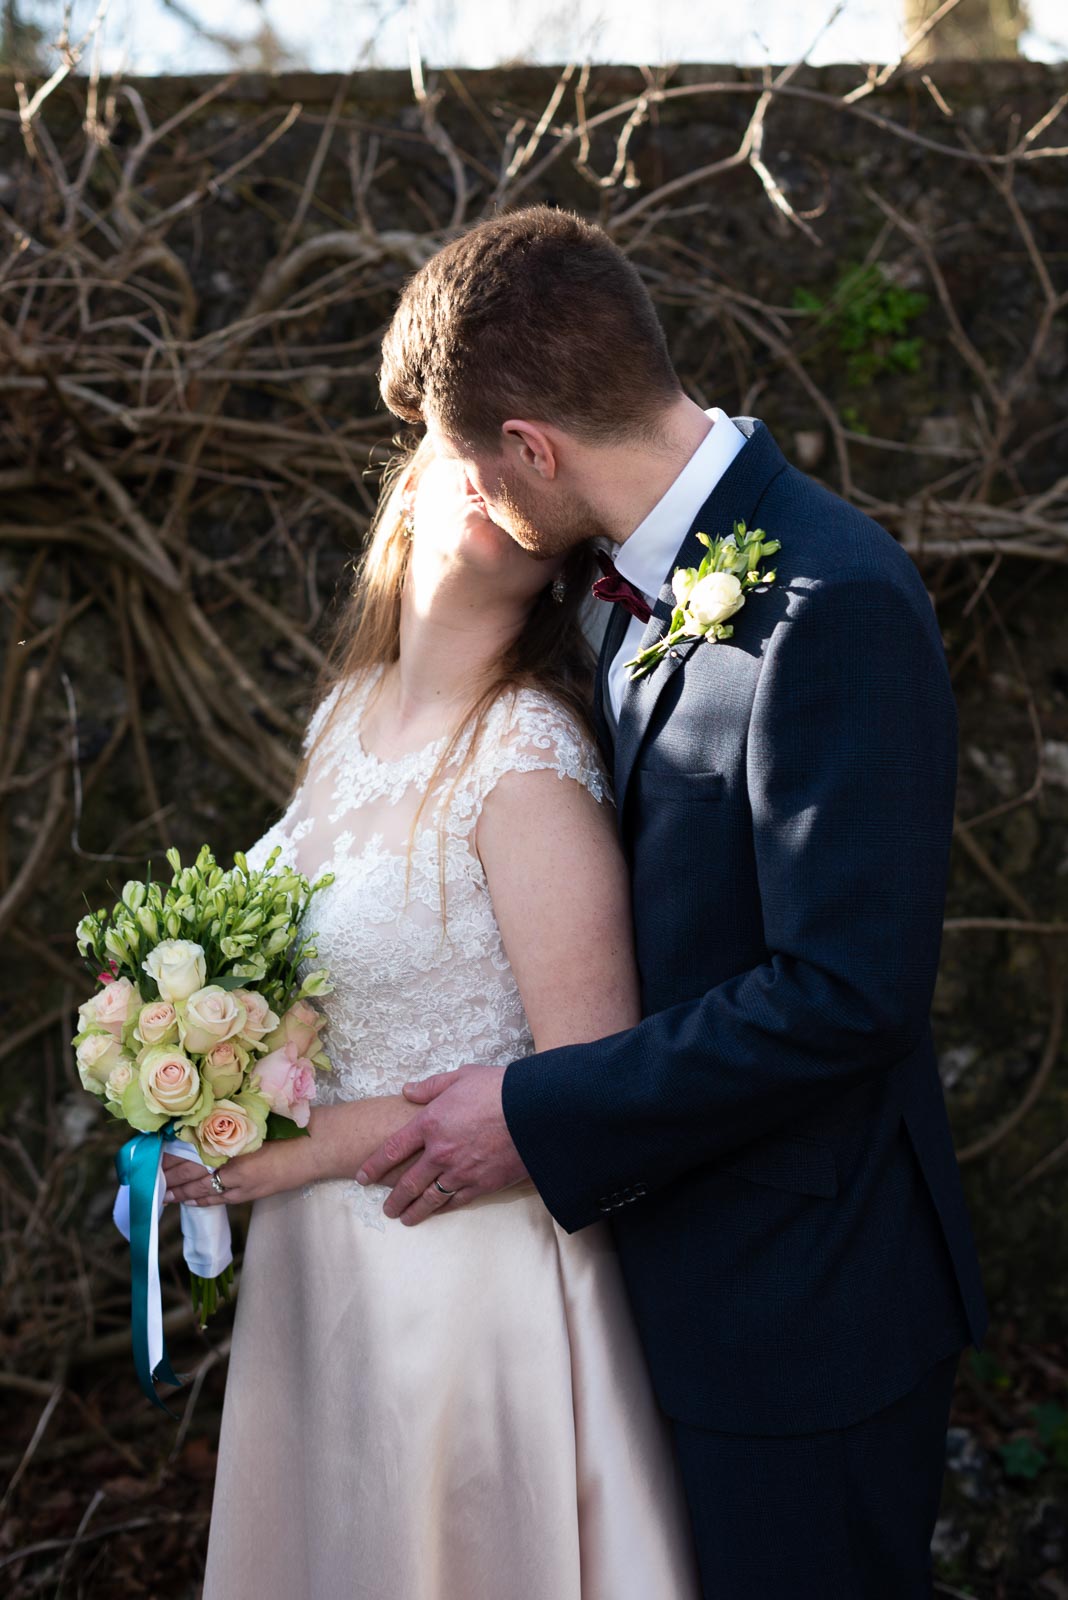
624;521;781;681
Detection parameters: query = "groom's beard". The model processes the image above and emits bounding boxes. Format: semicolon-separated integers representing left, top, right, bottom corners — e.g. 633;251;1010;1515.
490;466;612;558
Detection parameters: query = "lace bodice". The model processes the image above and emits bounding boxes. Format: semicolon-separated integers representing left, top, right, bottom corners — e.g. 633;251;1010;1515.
243;667;607;1227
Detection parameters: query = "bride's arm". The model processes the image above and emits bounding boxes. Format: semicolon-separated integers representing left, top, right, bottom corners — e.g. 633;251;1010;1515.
358;763;641;1223
162;1095;421;1207
477;765;641;1050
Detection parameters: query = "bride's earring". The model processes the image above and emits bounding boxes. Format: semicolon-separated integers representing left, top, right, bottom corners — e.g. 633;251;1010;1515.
551;575;567;605
402;513;415;540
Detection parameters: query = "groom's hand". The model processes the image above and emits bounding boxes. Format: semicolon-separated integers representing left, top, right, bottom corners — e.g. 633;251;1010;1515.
356;1063;529;1226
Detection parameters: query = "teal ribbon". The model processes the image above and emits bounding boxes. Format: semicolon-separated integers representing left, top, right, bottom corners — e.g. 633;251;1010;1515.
115;1122;186;1416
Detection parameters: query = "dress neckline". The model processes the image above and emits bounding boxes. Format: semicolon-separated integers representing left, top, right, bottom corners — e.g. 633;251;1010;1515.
349;664;455;774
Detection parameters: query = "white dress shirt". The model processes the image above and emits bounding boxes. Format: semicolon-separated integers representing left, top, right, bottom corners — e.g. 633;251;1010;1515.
605;408;748;723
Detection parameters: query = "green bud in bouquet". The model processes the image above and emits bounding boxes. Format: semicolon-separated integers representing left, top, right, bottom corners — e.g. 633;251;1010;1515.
164;910;181;938
231;955;268;982
104;927;132;964
196;845;215;873
136;905;159;941
165;846;182;876
299;968;334;998
233;850;250;875
121;881;147;913
75;913;99;956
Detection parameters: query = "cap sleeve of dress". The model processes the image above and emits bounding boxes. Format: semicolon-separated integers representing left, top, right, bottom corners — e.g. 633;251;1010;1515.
460;689;609;827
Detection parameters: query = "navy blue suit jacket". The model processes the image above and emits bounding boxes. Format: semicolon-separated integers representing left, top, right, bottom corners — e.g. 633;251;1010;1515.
502;419;988;1436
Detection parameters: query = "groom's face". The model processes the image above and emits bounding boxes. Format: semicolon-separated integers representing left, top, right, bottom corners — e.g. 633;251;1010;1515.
425;419;610;559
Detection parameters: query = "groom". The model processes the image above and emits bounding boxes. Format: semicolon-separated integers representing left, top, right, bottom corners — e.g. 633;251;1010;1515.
358;205;988;1595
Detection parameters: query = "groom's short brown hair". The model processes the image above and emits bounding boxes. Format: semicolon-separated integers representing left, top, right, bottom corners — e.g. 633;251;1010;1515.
379;205;681;450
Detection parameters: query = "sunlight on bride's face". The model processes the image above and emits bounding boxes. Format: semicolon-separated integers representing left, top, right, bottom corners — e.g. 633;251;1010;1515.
410;454;560;602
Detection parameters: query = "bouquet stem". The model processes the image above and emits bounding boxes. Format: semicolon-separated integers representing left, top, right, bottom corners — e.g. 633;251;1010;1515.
191;1263;235;1329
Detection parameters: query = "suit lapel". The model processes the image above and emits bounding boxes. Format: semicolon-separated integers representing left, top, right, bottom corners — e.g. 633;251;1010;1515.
612;418;789;814
590;589;630;757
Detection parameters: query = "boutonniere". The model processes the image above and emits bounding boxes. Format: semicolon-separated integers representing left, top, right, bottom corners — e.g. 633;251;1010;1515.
623;521;781;682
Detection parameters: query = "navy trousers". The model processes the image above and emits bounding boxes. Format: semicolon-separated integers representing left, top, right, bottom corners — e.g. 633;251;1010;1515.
671;1355;959;1599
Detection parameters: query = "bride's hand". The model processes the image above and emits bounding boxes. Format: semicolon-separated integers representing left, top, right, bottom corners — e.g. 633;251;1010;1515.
162;1138;319;1207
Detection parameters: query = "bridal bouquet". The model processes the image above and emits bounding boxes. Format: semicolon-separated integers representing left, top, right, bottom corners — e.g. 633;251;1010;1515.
73;843;334;1408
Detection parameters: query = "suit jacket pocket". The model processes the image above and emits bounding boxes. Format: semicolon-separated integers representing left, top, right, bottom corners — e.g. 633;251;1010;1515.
636;767;724;802
718;1135;839;1199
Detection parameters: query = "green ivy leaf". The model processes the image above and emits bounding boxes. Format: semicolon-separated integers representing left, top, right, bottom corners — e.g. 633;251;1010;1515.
998;1436;1047;1481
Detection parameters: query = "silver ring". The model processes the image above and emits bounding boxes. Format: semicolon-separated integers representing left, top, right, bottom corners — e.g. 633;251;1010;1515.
433;1179;457;1197
210;1170;226;1194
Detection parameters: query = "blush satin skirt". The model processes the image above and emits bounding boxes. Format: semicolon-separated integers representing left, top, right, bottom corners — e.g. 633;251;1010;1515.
202;1177;700;1600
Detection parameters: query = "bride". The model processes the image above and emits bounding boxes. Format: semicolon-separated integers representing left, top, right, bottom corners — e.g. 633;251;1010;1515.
162;437;699;1599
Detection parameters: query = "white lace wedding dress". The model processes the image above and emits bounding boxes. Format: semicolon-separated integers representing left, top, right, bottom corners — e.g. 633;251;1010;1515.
202;668;699;1600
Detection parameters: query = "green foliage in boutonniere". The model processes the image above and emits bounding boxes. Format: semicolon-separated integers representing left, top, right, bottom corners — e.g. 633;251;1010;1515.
623;522;781;682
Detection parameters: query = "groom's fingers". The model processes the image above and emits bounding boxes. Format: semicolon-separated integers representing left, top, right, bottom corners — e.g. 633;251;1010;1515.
380;1152;444;1220
356;1116;427;1187
403;1072;454;1104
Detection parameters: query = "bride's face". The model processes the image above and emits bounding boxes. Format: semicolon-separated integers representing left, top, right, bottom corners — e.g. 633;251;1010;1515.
408;454;560;604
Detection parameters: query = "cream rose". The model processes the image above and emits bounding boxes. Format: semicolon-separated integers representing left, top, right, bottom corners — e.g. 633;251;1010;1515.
231;988;279;1046
252;1040;317;1129
77;976;140;1039
179;985;246;1055
195;1098;264;1162
139;1045;201;1115
134;998;179;1047
142;939;206;1002
202;1039;246;1098
683;571;745;635
76;1031;125;1093
104;1059;136;1104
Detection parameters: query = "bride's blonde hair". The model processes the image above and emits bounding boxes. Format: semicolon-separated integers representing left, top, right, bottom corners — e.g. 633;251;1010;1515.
288;434;600;869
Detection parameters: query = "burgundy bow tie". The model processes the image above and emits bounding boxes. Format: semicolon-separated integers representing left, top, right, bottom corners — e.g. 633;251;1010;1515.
591;550;652;625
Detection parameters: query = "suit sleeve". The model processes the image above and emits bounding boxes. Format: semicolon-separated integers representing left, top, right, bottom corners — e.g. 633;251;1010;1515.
501;569;958;1232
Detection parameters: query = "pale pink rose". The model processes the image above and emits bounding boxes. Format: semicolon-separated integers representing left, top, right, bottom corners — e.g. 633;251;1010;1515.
202;1039;245;1097
138;1045;201;1115
104;1060;135;1104
78;976;140;1039
179;985;246;1055
195;1100;263;1161
263;998;325;1057
76;1030;125;1093
134;999;179;1046
231;988;279;1046
252;1040;317;1128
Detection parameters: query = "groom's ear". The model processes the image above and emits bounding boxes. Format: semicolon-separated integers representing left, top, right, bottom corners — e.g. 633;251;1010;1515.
501;420;558;481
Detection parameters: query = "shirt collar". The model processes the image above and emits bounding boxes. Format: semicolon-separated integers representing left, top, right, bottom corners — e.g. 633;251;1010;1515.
611;408;747;601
